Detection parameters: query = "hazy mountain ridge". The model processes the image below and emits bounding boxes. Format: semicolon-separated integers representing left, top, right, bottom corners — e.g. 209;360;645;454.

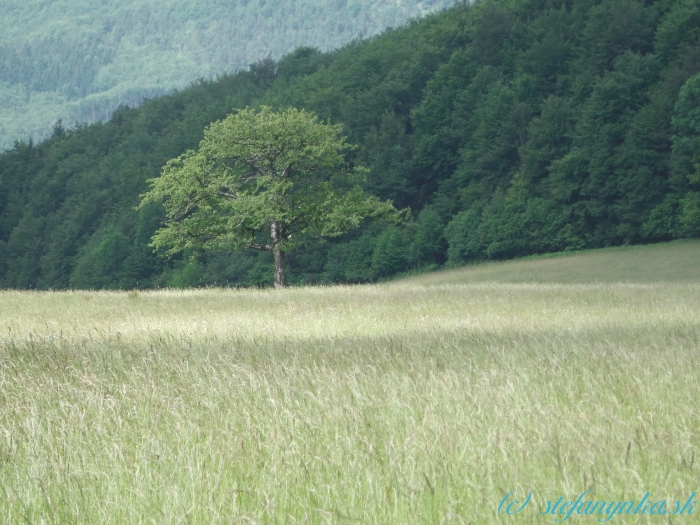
0;0;456;150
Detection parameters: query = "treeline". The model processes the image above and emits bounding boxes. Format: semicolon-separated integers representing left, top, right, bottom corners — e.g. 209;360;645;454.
0;0;455;150
1;0;699;289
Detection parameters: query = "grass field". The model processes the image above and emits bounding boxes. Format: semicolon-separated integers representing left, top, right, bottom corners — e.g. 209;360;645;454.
1;241;699;524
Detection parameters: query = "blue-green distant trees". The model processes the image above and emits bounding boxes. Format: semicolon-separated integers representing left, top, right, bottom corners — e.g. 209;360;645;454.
0;0;457;150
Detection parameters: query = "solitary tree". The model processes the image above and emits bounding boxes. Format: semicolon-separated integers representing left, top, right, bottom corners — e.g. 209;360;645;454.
140;106;401;288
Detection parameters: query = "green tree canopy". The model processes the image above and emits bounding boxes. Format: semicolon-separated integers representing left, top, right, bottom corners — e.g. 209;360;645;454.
140;106;400;287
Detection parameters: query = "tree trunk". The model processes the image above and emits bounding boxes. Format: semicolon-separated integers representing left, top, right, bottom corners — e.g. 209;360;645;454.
273;247;286;288
271;220;286;288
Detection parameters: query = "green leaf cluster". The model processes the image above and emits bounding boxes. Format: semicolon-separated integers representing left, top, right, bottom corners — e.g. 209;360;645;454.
141;106;398;259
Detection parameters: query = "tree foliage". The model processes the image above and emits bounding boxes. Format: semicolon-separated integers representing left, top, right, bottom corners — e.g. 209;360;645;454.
141;106;400;287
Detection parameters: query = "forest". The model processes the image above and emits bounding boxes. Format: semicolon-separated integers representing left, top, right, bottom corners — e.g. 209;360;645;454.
0;0;455;150
0;0;699;289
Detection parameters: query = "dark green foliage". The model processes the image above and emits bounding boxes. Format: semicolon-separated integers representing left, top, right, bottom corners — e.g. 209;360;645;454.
358;111;416;208
246;253;276;288
410;208;447;266
323;231;378;283
371;227;410;278
444;209;483;265
672;72;700;184
673;72;700;235
680;192;700;234
1;0;699;289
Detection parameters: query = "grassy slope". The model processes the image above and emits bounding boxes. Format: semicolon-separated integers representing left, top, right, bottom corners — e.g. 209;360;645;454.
401;240;700;285
0;243;698;523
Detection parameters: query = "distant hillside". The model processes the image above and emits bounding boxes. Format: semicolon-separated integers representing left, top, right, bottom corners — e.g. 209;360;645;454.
0;0;699;290
0;0;456;150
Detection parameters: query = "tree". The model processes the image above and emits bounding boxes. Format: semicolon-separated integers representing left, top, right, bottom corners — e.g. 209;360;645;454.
409;207;446;266
672;72;700;236
140;106;401;288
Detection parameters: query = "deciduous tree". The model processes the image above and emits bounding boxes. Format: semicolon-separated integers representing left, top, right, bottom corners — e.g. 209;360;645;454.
140;106;400;287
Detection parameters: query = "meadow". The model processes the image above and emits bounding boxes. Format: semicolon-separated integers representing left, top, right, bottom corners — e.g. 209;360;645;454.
1;241;699;524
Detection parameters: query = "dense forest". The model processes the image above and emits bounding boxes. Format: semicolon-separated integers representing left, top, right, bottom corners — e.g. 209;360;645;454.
0;0;456;150
0;0;699;289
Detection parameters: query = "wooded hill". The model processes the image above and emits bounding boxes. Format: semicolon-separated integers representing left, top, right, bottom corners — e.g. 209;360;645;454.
0;0;455;150
1;0;699;289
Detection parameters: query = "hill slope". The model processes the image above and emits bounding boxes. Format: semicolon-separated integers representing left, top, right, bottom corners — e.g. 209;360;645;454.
398;240;700;285
0;0;456;150
0;0;699;290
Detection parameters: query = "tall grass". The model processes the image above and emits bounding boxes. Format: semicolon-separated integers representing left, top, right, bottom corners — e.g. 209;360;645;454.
1;245;699;523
